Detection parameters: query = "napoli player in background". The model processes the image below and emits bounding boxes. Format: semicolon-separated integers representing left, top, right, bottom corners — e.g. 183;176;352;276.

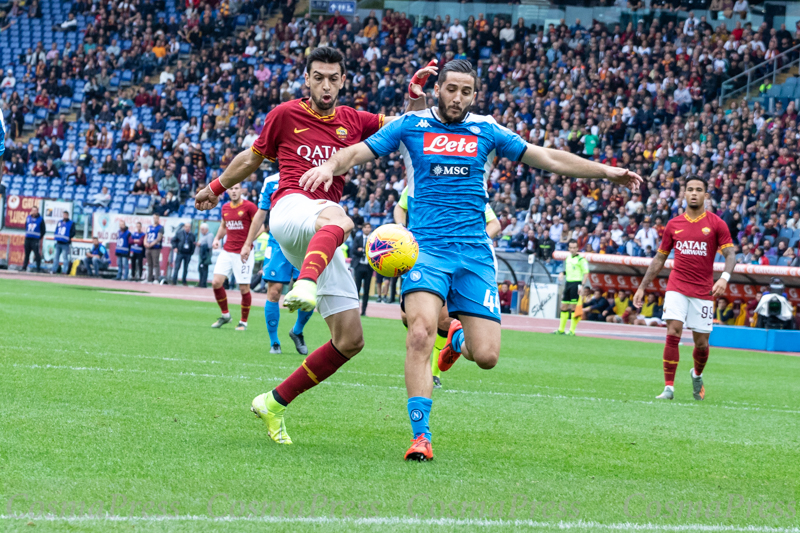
633;176;735;401
300;59;643;461
241;173;313;355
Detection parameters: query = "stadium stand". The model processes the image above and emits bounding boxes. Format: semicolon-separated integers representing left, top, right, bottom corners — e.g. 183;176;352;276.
1;0;799;289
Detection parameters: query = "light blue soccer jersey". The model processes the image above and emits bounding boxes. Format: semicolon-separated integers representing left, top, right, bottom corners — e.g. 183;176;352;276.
258;173;299;283
364;108;527;245
258;173;281;211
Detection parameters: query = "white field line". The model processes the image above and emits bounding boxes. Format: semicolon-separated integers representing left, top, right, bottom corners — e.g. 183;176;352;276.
0;514;798;532
6;362;800;417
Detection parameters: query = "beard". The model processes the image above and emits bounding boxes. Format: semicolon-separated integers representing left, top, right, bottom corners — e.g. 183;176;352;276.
437;98;470;123
311;91;338;112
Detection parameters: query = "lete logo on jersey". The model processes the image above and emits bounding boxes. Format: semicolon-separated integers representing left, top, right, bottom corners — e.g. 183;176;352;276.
423;133;478;156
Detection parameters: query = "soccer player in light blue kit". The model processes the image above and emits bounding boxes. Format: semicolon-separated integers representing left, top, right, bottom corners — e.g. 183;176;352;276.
242;173;314;355
300;60;643;461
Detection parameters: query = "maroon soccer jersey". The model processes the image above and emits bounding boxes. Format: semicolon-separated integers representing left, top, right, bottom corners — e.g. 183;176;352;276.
657;211;733;300
250;99;384;206
221;200;258;253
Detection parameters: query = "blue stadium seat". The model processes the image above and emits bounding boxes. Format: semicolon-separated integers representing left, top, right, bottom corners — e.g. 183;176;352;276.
777;256;792;266
122;203;136;214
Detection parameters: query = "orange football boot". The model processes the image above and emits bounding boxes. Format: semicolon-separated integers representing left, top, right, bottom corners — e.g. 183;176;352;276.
437;319;463;372
404;435;433;461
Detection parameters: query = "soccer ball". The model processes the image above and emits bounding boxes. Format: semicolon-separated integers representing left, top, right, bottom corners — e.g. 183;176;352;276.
366;224;419;277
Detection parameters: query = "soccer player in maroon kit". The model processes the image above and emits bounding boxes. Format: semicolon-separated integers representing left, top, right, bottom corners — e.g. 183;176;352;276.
633;177;736;401
195;47;435;444
210;183;259;331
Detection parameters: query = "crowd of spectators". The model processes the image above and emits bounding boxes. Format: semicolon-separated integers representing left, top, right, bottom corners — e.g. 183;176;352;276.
3;0;800;274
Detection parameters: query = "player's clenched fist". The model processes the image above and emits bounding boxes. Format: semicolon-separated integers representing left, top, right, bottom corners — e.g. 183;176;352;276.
605;167;643;191
299;165;334;193
633;288;646;309
195;186;221;211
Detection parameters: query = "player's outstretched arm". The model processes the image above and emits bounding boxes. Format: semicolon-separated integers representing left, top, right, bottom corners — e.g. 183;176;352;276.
521;144;643;190
299;142;376;193
241;208;268;262
712;246;736;298
196;149;264;211
633;252;667;308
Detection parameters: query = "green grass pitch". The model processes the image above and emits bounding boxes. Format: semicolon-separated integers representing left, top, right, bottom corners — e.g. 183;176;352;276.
1;278;799;532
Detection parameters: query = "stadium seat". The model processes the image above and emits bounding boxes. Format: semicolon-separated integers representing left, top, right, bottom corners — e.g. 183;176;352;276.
777;256;792;266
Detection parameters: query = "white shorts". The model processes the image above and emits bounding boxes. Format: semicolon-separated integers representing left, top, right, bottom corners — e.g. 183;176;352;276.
662;291;713;333
269;193;359;318
637;315;666;327
213;250;255;285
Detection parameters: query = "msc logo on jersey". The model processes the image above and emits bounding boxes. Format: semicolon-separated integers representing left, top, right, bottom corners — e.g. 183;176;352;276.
675;240;708;256
702;227;711;235
336;127;348;140
422;133;478;156
431;163;470;177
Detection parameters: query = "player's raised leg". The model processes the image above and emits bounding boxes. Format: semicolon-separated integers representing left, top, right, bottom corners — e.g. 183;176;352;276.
403;291;441;461
691;331;710;400
254;307;364;444
457;315;501;370
285;207;354;312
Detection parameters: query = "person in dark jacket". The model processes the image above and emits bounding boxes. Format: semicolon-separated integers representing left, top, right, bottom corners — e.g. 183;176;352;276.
115;221;132;281
51;210;76;274
130;222;146;281
585;289;612;321
197;223;213;288
171;222;196;285
83;237;109;277
23;205;46;271
350;222;373;316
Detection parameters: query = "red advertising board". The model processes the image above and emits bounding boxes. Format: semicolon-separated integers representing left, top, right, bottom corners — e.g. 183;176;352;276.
4;195;43;229
0;233;29;266
587;273;800;305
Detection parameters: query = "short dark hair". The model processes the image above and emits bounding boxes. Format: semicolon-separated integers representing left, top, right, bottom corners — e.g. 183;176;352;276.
685;176;708;191
439;59;480;91
306;46;346;75
568;239;578;246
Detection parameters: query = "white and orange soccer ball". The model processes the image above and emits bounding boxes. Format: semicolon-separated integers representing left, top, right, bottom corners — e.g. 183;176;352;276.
366;224;419;277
